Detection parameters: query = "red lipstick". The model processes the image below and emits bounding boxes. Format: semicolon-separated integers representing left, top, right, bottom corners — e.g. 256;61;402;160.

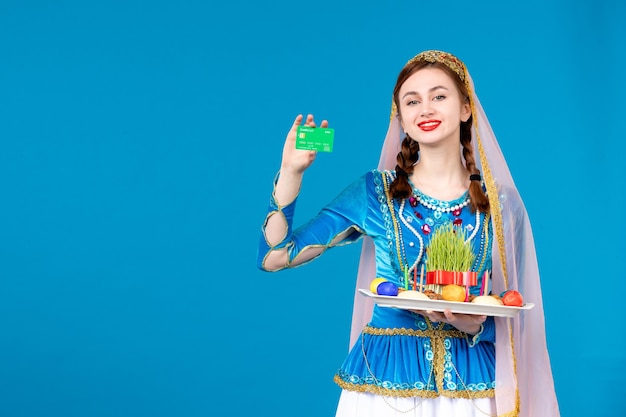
418;120;441;131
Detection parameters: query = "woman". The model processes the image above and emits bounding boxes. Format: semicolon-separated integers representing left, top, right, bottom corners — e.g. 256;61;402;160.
257;50;559;417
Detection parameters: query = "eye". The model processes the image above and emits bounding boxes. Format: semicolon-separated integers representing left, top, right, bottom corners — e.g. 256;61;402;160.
433;95;446;101
406;99;420;106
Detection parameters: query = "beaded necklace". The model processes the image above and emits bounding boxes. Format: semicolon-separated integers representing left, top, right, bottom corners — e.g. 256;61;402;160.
409;192;470;213
383;171;483;277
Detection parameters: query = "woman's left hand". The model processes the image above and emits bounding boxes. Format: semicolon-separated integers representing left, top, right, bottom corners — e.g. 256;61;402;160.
415;309;486;335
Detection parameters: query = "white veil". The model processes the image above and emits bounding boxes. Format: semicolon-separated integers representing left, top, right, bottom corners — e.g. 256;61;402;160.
349;53;560;417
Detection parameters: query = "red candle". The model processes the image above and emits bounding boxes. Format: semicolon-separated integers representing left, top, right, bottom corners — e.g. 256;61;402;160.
480;271;489;296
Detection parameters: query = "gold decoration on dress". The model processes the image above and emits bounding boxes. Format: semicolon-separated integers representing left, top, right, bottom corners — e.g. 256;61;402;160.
334;324;496;400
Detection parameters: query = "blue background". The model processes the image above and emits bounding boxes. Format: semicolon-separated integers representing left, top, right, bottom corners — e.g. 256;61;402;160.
1;1;624;416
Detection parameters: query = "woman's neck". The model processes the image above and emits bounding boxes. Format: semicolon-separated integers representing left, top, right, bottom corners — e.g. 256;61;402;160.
410;148;469;201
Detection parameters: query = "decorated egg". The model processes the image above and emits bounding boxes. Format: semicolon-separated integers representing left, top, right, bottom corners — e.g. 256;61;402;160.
501;290;524;306
442;284;466;302
370;278;388;294
376;281;399;296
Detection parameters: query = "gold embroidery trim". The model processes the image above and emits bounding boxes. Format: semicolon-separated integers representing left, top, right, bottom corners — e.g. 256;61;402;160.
262;210;289;248
261;178;365;271
334;375;495;400
507;317;521;416
381;172;405;269
345;326;495;400
498;409;520;417
412;50;466;81
362;325;466;339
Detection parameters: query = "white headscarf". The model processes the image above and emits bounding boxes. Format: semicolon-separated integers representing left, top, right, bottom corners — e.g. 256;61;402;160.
349;51;560;417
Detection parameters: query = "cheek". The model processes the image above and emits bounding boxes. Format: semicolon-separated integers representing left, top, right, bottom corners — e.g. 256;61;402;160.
398;110;411;129
399;107;417;123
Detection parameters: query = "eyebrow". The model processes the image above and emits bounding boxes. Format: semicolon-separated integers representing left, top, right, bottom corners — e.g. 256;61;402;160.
401;85;449;99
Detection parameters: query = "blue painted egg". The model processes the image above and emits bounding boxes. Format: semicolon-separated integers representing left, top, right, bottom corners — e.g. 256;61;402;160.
377;281;399;296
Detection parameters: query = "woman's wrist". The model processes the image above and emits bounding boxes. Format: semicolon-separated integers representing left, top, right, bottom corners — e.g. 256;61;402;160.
274;168;303;207
465;323;485;347
465;323;483;336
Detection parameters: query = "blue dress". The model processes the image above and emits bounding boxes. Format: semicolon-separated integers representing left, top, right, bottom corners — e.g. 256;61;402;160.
257;170;495;400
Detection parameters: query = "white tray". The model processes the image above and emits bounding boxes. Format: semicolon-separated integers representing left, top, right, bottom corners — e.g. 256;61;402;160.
359;289;534;318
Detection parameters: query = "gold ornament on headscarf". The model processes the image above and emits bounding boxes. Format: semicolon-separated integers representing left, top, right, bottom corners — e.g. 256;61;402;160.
409;50;466;81
390;50;467;120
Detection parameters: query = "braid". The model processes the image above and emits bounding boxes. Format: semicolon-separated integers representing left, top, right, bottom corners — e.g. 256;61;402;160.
390;135;419;199
461;118;490;213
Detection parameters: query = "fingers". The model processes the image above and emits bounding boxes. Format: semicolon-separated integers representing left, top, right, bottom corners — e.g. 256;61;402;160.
311;117;329;128
425;310;445;323
475;315;487;324
420;309;488;333
295;114;330;129
290;114;304;131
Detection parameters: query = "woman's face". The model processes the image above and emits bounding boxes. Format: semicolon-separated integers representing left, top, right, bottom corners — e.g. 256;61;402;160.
398;67;471;147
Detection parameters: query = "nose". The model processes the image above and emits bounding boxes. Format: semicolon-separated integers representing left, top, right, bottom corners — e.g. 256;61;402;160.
420;102;433;117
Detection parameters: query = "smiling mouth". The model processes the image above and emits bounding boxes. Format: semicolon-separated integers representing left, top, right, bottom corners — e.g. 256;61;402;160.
418;120;441;131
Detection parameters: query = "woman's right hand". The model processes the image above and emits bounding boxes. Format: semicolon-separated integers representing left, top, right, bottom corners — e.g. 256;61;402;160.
273;114;328;207
280;114;328;175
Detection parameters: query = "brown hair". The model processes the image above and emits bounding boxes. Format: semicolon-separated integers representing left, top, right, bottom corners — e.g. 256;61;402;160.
389;60;490;213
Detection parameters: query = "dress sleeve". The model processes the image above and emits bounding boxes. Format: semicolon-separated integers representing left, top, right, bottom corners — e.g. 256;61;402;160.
466;316;496;346
257;172;370;271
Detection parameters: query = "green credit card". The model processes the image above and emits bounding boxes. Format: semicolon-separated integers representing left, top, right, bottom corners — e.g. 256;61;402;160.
295;126;334;152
